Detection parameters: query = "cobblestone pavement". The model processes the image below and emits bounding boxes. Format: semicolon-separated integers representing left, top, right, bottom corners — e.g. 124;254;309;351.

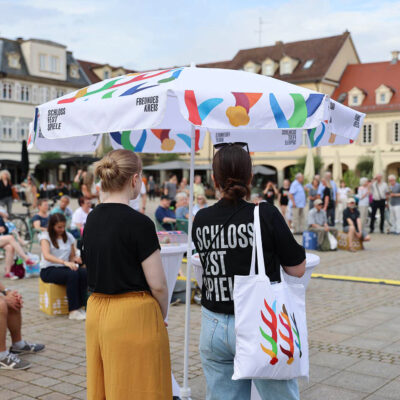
0;199;399;399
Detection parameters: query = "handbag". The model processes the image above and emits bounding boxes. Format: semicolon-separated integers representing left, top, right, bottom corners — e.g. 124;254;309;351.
327;232;338;250
233;205;309;380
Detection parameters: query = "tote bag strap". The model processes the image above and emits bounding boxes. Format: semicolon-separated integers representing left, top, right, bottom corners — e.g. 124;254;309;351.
249;205;269;281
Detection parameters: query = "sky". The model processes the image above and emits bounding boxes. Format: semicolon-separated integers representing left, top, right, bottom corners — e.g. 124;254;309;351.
0;0;399;71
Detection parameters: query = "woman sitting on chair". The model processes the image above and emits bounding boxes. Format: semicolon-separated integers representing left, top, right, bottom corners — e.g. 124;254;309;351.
39;213;87;321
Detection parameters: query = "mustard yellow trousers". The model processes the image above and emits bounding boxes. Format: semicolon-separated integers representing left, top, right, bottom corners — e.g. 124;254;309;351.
86;292;172;399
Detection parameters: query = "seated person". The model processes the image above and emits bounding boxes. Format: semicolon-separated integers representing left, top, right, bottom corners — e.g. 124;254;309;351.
308;199;338;250
32;199;50;232
70;197;92;237
0;281;45;370
0;208;28;247
155;195;176;231
193;194;208;215
1;215;35;278
343;198;370;252
175;192;189;220
40;213;87;321
50;195;73;228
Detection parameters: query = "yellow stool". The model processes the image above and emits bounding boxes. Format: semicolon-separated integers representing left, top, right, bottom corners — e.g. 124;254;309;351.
337;231;364;251
39;278;69;316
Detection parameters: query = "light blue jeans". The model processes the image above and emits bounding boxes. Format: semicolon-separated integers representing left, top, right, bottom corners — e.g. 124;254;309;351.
199;307;299;400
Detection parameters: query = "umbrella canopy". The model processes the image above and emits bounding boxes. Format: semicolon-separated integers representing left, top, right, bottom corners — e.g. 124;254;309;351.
373;147;383;177
32;66;365;399
253;165;275;176
332;150;342;182
303;148;315;183
20;140;29;181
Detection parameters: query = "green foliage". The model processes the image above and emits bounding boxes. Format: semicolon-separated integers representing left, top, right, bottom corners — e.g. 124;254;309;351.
355;156;373;178
296;155;324;175
156;153;180;163
39;152;61;162
289;165;304;182
343;170;359;190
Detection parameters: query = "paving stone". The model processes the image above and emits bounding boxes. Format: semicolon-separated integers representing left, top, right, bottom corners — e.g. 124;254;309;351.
301;384;366;400
40;393;72;400
0;389;21;400
372;379;400;399
49;382;81;395
15;384;51;397
31;376;61;388
310;352;359;369
346;359;400;379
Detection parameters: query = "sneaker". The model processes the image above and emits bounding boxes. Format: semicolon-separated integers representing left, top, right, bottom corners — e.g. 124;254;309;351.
4;272;14;279
69;310;86;321
10;341;45;355
78;309;86;318
0;353;31;370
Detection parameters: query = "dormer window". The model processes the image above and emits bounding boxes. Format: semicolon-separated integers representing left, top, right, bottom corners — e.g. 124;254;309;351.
303;59;313;69
380;93;386;103
39;54;47;71
281;61;291;75
352;95;359;105
7;53;21;69
70;65;80;79
375;84;393;105
104;70;110;79
50;56;59;73
348;87;365;106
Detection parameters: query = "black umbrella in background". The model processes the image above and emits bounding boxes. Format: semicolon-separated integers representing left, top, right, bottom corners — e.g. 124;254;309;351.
20;140;29;182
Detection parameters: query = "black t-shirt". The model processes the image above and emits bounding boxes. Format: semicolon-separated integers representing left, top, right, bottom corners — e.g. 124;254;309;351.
82;203;160;294
323;187;334;209
192;199;305;314
279;187;289;206
343;207;360;231
264;189;275;205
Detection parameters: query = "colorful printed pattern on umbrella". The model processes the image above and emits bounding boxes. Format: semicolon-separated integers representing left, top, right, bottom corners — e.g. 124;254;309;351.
226;92;262;127
57;68;183;104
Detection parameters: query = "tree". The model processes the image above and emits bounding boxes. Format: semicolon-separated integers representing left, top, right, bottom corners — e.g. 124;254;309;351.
39;152;61;167
156;153;180;163
289;155;324;182
355;156;373;178
343;170;359;190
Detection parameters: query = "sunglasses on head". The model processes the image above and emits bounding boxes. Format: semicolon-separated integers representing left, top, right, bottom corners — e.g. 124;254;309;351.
213;142;249;156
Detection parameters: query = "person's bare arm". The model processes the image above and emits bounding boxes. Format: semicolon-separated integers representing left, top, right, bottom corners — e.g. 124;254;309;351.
142;249;168;320
41;240;77;270
282;259;306;278
288;193;296;208
81;184;92;199
162;217;176;223
33;220;46;232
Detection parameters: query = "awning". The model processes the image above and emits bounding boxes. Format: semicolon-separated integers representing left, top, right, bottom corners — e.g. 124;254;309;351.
253;165;276;175
143;161;212;171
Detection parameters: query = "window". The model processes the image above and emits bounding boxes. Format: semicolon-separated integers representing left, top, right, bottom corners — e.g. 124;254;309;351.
20;85;30;102
2;82;13;100
50;56;59;73
262;63;274;76
40;87;50;103
352;95;359;105
70;65;80;79
303;59;314;69
1;118;15;141
280;61;291;75
337;93;347;103
32;87;38;104
56;88;65;98
19;119;30;140
380;93;386;103
8;55;20;69
394;122;400;143
362;124;373;144
39;55;47;71
104;70;110;79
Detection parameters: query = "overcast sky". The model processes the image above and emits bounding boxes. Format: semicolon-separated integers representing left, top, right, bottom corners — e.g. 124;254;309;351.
1;0;399;71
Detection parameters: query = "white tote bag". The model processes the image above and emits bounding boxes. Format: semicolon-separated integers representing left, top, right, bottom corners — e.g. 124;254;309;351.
233;205;309;380
327;232;338;250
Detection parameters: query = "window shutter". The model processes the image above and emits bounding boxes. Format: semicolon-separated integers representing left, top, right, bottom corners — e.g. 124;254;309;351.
372;123;377;145
387;122;393;145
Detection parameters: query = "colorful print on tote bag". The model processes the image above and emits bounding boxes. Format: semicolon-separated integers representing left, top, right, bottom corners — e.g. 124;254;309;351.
233;205;309;380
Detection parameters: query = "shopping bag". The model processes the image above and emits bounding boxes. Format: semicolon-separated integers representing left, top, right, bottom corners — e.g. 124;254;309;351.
25;253;40;277
233;205;309;380
327;232;337;250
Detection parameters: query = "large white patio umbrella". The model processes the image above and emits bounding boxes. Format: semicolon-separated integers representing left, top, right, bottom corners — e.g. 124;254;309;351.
373;147;383;177
332;150;343;182
303;148;315;183
32;66;365;398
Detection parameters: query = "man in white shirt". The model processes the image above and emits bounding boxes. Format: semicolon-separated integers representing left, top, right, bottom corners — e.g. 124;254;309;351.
370;173;389;233
71;197;92;233
129;180;147;214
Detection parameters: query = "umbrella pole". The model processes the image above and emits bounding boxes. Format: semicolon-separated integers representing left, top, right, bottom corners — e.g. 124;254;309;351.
181;125;195;399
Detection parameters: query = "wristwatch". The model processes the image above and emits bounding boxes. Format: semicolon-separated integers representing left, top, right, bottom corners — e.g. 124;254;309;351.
1;288;9;296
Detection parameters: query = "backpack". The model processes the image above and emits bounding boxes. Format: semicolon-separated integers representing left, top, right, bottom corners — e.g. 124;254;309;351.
11;258;25;279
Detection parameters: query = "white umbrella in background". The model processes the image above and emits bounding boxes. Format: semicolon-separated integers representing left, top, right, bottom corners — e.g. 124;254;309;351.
333;150;343;182
303;147;315;183
373;147;383;177
31;65;365;399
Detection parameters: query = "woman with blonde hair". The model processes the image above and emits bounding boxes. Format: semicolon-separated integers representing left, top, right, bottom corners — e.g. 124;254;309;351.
83;149;172;399
81;171;99;205
21;174;37;211
358;177;370;229
0;170;13;214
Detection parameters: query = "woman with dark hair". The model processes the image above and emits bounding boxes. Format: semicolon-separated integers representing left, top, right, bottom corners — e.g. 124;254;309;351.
0;170;13;214
39;213;87;321
192;143;306;400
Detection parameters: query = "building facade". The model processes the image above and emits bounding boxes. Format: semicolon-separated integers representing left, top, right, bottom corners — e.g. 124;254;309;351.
0;37;91;182
193;31;361;185
327;52;400;178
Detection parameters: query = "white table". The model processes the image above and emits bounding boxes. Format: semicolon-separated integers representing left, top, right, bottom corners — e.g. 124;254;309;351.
191;252;320;399
160;244;187;397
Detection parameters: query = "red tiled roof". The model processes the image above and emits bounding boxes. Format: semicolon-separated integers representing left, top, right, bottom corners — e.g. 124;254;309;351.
197;32;353;83
77;59;136;84
332;61;400;112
